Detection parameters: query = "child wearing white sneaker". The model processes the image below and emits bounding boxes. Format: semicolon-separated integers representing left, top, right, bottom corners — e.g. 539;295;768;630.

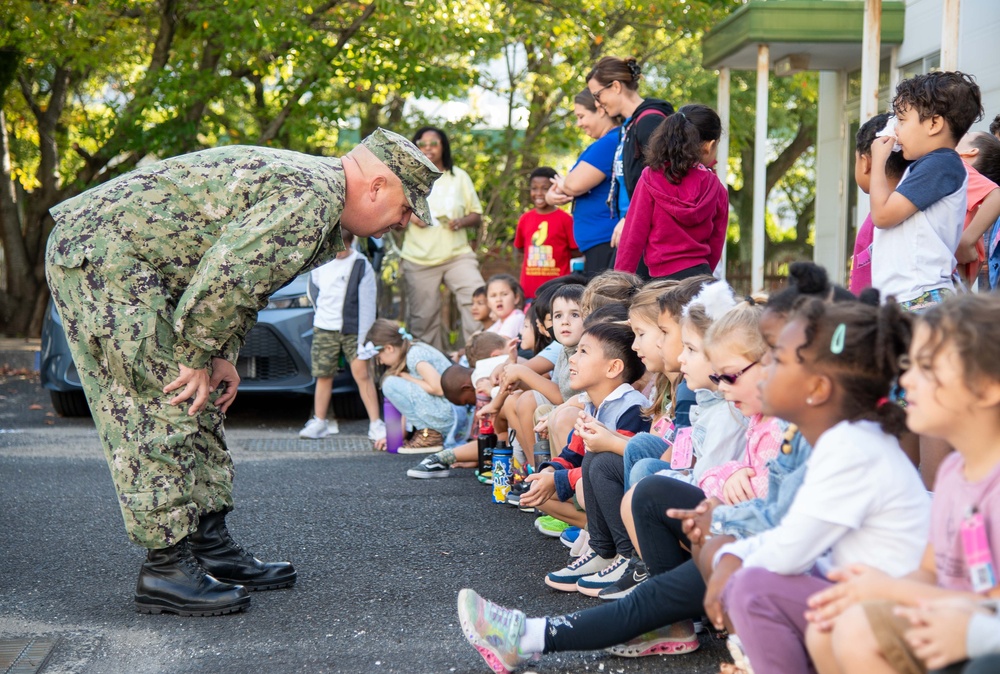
299;229;383;442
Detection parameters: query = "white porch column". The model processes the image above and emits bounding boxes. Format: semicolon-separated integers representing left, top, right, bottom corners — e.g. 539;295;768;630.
941;0;961;70
752;44;769;292
856;0;882;241
814;71;848;282
716;66;731;281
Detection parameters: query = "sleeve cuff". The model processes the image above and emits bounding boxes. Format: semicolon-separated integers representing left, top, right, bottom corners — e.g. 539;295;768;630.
172;340;213;370
553;470;574;502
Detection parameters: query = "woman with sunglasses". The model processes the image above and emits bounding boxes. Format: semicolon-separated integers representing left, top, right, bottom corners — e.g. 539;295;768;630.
399;126;486;351
585;57;674;274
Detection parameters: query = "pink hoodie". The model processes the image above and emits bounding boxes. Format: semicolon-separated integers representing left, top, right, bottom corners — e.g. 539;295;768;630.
614;164;729;277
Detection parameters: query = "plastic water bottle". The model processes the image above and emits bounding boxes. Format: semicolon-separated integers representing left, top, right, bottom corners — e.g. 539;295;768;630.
491;444;513;504
476;418;496;484
383;398;404;453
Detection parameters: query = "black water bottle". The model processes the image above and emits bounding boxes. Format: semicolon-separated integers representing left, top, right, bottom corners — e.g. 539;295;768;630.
477;418;496;484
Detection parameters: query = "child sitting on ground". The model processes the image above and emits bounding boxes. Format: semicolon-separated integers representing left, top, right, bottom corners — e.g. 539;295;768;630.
804;294;1000;674
361;319;455;454
485;274;526;339
517;322;648;582
514;166;578;301
469;285;492;331
703;298;929;674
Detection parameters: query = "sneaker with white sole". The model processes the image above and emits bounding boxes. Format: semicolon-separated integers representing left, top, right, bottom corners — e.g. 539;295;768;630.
605;619;699;657
326;418;339;434
569;530;591;558
597;556;648;600
559;526;583;549
406;453;451;479
544;550;615;592
534;515;571;538
368;418;386;442
457;588;533;674
299;417;330;439
577;553;629;597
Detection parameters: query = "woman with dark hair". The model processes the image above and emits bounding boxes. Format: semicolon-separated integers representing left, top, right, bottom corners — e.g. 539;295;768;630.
400;126;486;350
586;56;674;274
547;89;621;274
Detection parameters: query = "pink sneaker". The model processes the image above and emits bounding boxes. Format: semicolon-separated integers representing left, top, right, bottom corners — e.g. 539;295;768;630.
457;588;532;673
605;619;700;657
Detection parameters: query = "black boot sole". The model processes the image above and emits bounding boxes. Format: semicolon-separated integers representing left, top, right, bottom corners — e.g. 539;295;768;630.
211;575;296;591
135;595;251;617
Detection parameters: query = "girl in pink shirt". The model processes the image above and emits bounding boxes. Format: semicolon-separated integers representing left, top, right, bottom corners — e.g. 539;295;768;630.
614;104;729;280
806;294;1000;674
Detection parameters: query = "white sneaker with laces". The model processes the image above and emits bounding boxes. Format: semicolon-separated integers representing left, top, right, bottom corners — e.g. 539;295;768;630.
577;553;629;597
368;418;386;441
299;417;329;439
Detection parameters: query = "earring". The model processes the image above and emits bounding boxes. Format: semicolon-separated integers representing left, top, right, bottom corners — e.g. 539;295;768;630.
806;398;814;405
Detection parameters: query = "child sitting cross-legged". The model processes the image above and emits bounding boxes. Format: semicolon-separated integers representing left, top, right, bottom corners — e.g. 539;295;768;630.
804;294;1000;674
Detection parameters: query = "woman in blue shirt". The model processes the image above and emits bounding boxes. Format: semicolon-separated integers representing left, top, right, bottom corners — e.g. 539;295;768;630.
547;88;621;275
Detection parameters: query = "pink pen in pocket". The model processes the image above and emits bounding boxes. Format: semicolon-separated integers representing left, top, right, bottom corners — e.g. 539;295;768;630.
961;507;997;593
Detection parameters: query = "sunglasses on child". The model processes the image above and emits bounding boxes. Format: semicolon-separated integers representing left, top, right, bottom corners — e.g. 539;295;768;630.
709;362;758;386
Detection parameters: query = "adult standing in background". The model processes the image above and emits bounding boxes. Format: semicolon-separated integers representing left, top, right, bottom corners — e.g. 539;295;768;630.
586;56;674;277
401;126;486;351
546;89;621;275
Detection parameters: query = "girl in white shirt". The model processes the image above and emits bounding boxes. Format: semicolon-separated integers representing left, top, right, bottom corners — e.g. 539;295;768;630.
705;297;930;674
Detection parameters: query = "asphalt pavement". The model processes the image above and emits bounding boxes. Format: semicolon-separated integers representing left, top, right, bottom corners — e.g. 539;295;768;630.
0;357;728;674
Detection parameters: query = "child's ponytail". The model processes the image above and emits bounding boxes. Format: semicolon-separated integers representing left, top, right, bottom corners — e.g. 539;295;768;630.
645;104;722;185
794;298;913;437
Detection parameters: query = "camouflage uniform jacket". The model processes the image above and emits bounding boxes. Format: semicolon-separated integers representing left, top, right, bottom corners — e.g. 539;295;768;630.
48;146;346;370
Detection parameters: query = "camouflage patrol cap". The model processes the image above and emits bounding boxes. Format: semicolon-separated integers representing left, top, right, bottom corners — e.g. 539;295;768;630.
361;127;442;226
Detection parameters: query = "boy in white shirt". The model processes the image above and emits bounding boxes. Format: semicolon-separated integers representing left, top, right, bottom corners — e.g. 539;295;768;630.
299;230;383;441
870;71;983;310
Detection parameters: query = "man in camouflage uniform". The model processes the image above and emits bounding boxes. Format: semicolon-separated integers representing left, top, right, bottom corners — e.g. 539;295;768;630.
45;128;440;616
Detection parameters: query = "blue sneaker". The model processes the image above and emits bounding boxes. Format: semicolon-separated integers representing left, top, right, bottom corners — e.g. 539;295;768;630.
560;526;582;549
544;550;614;592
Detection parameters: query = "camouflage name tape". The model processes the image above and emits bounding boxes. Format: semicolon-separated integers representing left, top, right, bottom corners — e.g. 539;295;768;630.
361;127;442;226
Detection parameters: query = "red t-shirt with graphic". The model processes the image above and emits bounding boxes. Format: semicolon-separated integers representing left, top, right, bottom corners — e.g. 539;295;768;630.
514;207;577;299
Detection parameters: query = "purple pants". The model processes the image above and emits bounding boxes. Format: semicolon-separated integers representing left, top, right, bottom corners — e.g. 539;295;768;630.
723;566;832;674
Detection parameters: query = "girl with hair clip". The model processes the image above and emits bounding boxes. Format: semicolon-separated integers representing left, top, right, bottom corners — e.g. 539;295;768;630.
360;318;456;454
804;294;1000;674
614;104;729;281
702;299;930;674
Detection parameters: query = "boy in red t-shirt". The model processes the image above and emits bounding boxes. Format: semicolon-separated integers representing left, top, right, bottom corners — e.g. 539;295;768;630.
514;167;577;300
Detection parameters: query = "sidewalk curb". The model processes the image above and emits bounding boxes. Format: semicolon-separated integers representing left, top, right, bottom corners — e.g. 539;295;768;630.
0;339;41;371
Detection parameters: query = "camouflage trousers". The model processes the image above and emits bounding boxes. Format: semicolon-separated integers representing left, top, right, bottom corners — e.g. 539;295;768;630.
46;255;234;550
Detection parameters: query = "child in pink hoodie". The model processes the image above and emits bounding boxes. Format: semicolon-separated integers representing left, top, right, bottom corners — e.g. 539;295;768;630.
614;104;729;280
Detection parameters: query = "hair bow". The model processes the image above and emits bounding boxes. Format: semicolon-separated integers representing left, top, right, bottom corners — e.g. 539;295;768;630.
398;327;414;341
357;341;383;361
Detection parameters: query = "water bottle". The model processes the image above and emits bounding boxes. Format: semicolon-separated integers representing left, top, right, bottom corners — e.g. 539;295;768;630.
476;418;496;484
383;398;405;453
491;444;514;504
533;439;551;471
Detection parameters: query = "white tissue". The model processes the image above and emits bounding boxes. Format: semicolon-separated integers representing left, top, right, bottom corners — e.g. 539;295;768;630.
875;115;903;152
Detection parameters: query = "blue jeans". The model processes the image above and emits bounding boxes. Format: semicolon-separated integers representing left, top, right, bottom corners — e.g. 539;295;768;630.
622;433;669;490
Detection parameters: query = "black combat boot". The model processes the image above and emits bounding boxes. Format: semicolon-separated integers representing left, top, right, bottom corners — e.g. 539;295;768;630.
188;510;297;591
134;539;251;616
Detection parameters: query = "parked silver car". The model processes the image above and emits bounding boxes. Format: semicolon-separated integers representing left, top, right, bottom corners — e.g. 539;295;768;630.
40;275;364;417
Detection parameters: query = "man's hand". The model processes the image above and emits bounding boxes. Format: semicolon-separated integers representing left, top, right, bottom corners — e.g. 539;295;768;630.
164;364;212;416
209;357;240;414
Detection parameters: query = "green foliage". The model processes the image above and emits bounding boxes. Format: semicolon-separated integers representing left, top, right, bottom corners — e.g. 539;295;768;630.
1;0;819;335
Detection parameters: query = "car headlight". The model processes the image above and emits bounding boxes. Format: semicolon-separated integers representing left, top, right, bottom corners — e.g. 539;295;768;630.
264;296;311;310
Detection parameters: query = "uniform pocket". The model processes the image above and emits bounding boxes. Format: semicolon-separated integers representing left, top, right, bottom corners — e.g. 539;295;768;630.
88;305;159;392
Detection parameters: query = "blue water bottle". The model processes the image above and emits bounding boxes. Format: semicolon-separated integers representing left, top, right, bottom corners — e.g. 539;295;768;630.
491;444;513;504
